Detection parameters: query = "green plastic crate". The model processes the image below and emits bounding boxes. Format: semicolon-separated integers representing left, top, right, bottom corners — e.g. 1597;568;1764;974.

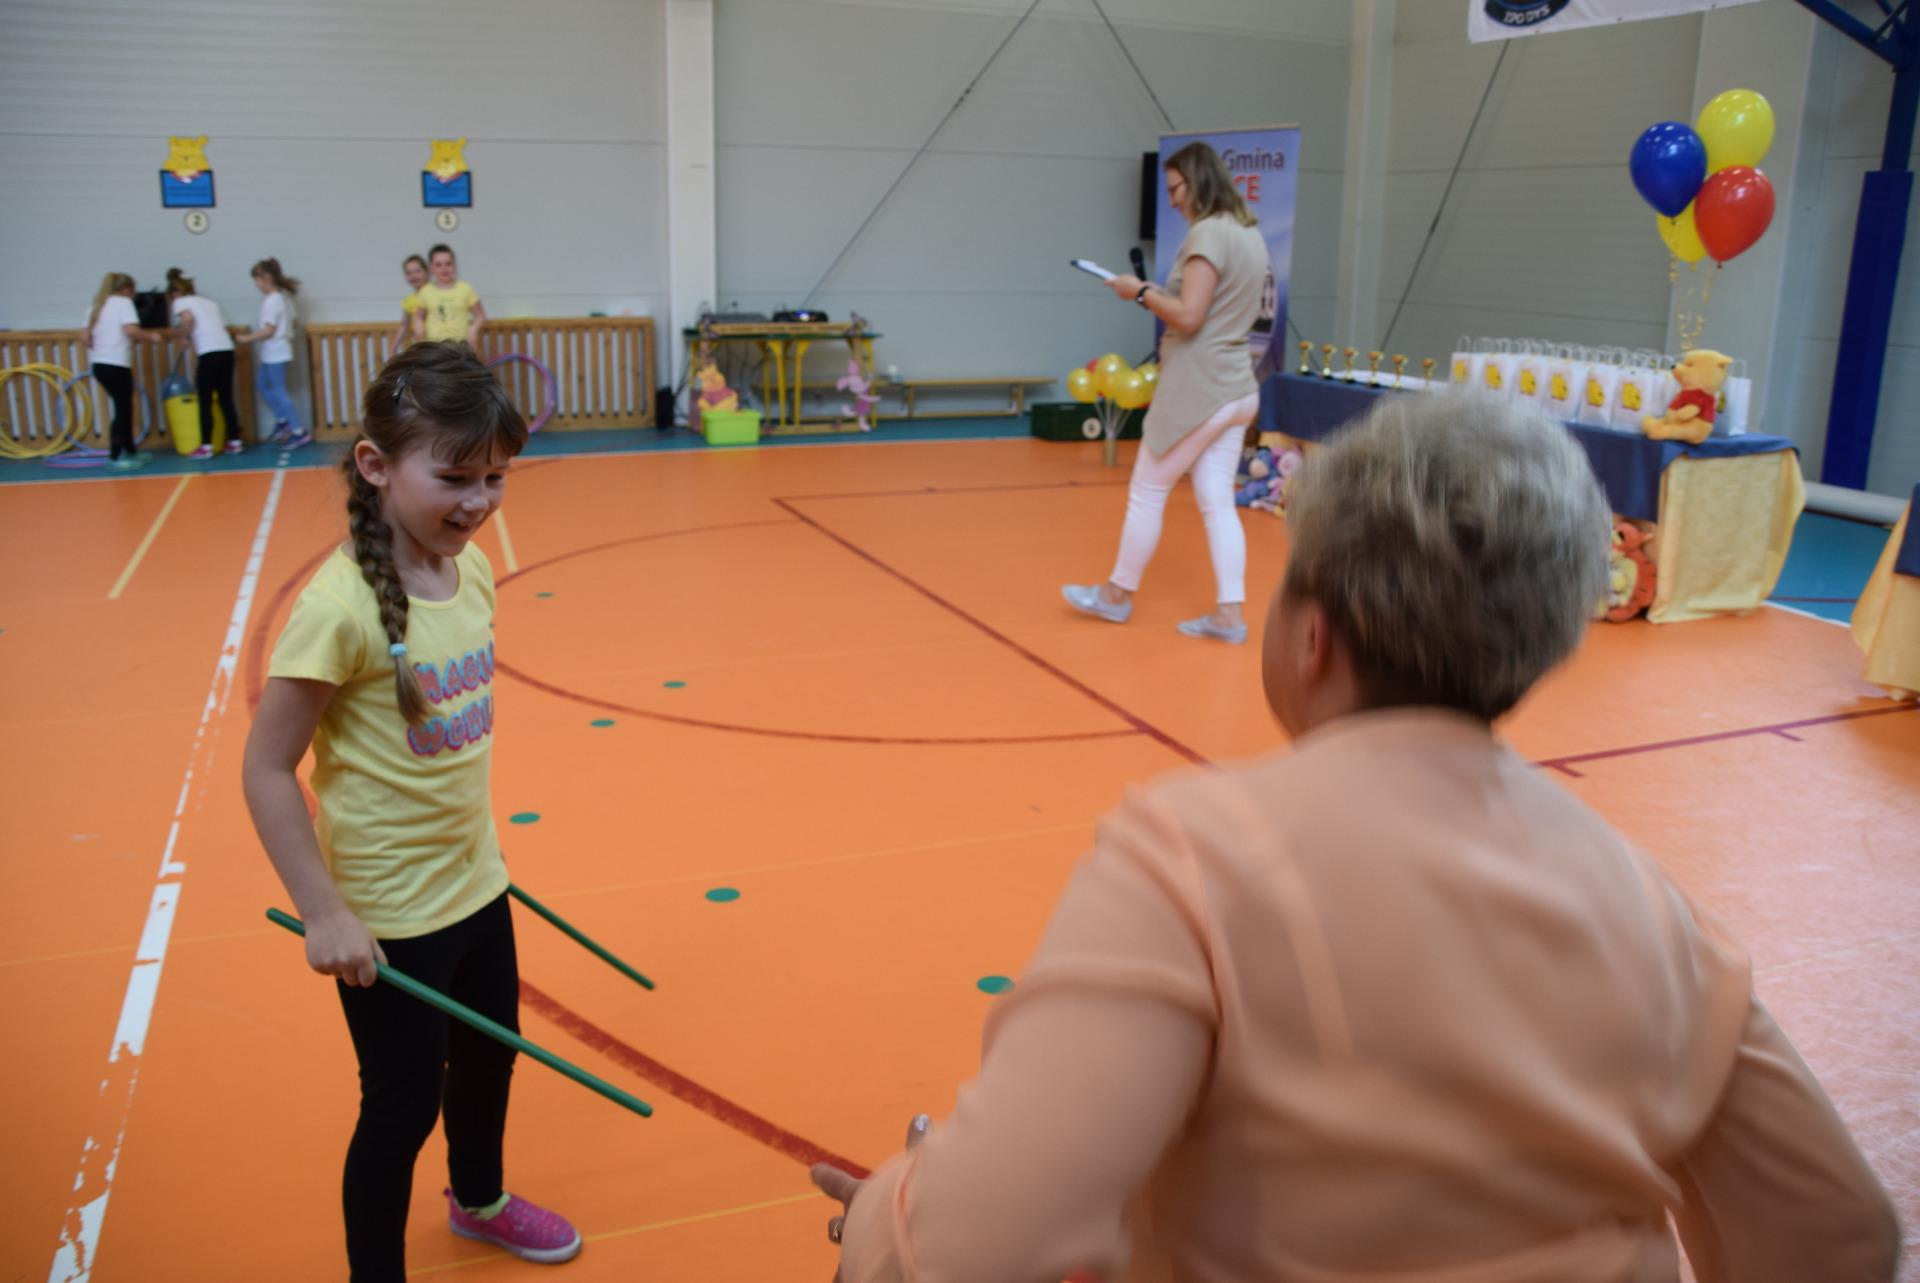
1029;401;1144;442
701;408;762;446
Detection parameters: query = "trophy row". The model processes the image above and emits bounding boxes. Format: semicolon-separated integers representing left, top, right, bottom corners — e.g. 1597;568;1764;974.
1297;343;1436;390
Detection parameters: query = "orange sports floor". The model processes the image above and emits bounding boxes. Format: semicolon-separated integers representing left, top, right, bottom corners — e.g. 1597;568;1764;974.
4;437;1917;1281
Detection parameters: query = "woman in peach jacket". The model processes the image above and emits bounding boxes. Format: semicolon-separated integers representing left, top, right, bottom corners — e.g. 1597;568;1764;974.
813;392;1898;1283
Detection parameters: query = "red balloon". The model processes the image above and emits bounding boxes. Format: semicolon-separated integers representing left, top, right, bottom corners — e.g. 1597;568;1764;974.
1693;166;1775;262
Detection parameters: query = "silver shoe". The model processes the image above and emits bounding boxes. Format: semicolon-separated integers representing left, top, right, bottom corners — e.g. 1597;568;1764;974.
1176;615;1248;644
1062;584;1132;623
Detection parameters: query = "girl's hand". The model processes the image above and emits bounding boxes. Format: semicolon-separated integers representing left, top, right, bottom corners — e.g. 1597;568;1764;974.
304;908;387;987
812;1113;929;1264
1107;274;1145;301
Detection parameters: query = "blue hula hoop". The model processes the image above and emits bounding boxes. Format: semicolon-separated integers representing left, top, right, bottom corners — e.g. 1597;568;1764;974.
487;352;557;434
52;372;157;463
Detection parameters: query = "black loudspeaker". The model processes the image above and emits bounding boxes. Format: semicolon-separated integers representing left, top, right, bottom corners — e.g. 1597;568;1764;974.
134;291;169;328
1030;401;1144;442
1139;152;1159;241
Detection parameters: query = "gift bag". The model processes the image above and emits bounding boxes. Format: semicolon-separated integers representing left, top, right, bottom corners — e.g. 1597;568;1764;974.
1483;340;1519;398
1450;336;1484;389
1543;345;1586;421
1716;359;1751;435
1577;352;1620;427
1514;341;1550;407
1612;355;1663;432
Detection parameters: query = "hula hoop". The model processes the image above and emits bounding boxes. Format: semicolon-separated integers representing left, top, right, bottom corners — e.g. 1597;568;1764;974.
0;365;93;459
48;372;159;464
487;352;557;434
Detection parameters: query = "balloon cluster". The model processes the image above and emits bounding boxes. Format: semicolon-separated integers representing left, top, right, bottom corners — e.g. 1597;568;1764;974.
1068;352;1158;409
1630;89;1775;264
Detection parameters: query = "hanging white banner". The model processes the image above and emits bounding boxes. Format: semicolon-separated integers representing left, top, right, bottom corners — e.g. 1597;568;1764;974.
1469;0;1766;43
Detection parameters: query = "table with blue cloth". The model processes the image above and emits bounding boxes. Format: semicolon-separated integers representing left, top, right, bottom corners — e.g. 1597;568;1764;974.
1851;483;1920;698
1257;373;1806;623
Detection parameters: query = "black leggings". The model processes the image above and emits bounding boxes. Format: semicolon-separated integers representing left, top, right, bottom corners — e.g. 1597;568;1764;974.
336;893;519;1283
93;363;134;458
195;349;237;447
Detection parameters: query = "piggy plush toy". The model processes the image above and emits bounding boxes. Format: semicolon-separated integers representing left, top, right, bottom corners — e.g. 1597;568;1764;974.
836;360;876;432
1641;349;1732;445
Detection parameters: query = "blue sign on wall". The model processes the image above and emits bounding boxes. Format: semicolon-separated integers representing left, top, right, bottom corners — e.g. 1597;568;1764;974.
423;171;472;207
160;171;215;208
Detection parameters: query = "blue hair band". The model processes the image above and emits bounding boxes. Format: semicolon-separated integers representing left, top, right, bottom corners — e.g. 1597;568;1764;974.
390;643;408;657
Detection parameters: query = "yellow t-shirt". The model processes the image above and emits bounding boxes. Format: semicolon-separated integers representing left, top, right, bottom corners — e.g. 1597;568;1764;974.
417;279;480;342
402;291;424;315
268;543;507;938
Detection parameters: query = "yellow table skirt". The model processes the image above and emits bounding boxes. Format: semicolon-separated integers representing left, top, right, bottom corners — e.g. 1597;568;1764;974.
1851;505;1920;699
1648;450;1805;624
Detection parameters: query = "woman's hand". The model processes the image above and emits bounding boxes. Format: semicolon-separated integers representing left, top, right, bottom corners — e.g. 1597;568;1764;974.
813;1113;930;1258
1106;274;1145;302
304;907;387;987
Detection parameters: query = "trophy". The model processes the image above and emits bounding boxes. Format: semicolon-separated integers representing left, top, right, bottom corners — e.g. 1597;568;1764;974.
1420;358;1436;388
1341;348;1357;381
1298;341;1312;376
1367;351;1382;384
1391;354;1406;389
1320;345;1335;379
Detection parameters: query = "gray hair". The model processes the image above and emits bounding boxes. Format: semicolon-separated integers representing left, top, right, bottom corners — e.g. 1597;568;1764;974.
1282;390;1610;721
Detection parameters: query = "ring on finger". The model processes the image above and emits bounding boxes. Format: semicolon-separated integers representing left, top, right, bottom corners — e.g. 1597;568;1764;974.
828;1216;844;1244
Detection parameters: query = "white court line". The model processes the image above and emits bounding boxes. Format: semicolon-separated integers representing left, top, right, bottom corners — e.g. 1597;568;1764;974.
1763;600;1850;628
49;468;285;1283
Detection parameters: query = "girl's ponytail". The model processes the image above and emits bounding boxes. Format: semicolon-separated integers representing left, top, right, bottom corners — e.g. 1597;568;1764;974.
251;257;300;296
89;271;134;335
166;267;195;298
343;459;433;724
345;340;529;726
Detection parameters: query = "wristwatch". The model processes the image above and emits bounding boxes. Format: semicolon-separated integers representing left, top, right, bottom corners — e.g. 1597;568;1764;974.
1135;284;1151;307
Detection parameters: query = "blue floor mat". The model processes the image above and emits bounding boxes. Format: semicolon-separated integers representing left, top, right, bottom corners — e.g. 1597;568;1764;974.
1767;511;1895;623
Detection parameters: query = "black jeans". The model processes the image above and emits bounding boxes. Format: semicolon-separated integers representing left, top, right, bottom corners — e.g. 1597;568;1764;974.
336;892;518;1283
195;349;237;447
93;363;134;458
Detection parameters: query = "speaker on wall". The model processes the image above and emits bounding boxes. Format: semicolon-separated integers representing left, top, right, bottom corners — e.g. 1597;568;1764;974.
1139;152;1159;242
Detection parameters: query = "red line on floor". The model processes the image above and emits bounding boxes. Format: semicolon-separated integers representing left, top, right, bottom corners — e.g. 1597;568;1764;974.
773;498;1210;767
519;979;870;1179
1537;704;1917;777
775;478;1130;502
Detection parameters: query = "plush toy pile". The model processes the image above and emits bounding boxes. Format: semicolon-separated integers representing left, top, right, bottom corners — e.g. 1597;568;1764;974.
1597;520;1657;622
1234;443;1303;515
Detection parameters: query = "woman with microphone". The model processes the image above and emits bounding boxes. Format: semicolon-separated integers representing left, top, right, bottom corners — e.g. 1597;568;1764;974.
1063;141;1268;644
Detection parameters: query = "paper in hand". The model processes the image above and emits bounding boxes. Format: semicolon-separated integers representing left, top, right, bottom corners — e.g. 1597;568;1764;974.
1070;259;1116;282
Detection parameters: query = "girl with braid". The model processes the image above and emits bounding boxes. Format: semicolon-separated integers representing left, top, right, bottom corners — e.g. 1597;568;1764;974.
242;341;579;1280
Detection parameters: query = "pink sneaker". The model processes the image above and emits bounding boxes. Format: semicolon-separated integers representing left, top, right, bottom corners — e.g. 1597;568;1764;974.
446;1190;582;1263
223;439;244;454
188;444;214;459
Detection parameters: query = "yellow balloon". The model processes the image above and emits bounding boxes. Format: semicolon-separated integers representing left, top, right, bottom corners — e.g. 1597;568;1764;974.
1135;362;1159;392
1696;89;1773;172
1067;367;1098;403
1093;352;1129;398
1110;369;1149;410
1656;206;1708;264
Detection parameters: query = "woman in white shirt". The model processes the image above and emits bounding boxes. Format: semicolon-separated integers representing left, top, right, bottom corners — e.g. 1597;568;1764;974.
240;258;310;447
80;272;164;469
165;267;241;458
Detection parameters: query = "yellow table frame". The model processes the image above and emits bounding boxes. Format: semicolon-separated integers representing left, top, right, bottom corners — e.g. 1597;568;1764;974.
688;321;877;430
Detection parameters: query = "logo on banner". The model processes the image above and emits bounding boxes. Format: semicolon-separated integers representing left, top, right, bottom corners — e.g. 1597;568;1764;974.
1483;0;1573;26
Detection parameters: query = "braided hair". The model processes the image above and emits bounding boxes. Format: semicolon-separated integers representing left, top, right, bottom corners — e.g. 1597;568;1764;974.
345;341;528;724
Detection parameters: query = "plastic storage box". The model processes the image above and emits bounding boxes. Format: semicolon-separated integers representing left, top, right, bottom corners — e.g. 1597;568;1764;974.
700;408;762;446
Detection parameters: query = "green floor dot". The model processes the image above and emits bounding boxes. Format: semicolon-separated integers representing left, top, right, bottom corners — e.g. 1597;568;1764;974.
704;887;740;903
663;680;686;689
589;718;615;728
509;812;541;824
536;591;554;598
976;975;1014;995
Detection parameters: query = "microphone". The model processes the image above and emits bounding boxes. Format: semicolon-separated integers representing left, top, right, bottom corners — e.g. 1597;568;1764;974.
1130;248;1147;279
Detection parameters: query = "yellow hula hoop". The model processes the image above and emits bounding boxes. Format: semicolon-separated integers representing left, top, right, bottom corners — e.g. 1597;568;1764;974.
0;364;92;458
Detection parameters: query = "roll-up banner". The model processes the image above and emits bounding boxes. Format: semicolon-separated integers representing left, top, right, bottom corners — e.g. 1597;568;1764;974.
1469;0;1765;43
1155;126;1298;381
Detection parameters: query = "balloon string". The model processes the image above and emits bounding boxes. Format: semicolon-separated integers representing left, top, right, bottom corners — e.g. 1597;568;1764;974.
1671;258;1715;352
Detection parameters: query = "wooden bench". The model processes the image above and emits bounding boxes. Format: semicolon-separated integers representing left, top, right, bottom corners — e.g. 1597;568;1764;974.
894;377;1055;418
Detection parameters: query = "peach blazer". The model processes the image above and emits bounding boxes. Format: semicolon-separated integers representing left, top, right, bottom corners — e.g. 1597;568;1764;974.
839;709;1897;1283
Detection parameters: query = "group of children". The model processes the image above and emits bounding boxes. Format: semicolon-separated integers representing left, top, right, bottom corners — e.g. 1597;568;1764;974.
78;244;483;469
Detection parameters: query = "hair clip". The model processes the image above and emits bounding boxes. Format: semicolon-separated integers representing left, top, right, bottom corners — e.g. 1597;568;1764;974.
389;642;408;656
392;372;410;401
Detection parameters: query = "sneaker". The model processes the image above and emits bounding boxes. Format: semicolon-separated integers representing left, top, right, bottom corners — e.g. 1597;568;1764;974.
278;428;313;449
188;444;214;459
1176;614;1248;644
224;439;245;454
266;420;292;443
446;1190;581;1264
1061;583;1132;624
106;454;149;471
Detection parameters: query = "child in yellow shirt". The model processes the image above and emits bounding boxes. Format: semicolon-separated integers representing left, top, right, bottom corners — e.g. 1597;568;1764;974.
414;243;485;346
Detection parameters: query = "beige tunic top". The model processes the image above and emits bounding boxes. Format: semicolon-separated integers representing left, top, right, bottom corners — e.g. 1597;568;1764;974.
839;709;1898;1283
1142;214;1268;458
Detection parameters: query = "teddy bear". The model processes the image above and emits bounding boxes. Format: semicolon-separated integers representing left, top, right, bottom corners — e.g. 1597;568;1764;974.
693;361;738;416
1641;349;1732;445
1235;445;1303;515
1595;520;1657;622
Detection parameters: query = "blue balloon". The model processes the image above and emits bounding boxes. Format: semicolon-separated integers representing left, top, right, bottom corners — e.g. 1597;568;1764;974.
1630;122;1708;217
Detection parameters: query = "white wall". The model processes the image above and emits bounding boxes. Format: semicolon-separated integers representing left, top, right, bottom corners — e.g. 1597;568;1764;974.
1371;0;1703;370
710;0;1349;406
0;0;669;425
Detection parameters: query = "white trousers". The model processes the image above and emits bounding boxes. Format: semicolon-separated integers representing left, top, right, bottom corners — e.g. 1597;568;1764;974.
1108;392;1259;604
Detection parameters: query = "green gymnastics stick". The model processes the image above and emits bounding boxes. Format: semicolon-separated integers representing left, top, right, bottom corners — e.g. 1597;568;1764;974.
266;908;653;1119
508;882;655;991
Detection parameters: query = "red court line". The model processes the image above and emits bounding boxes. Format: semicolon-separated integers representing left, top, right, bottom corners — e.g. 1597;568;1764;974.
244;545;336;712
1536;704;1917;777
775;478;1130;502
773;498;1211;767
519;980;870;1178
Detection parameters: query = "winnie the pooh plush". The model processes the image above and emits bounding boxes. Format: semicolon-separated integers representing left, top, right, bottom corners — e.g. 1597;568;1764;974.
1642;349;1732;445
694;361;738;416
